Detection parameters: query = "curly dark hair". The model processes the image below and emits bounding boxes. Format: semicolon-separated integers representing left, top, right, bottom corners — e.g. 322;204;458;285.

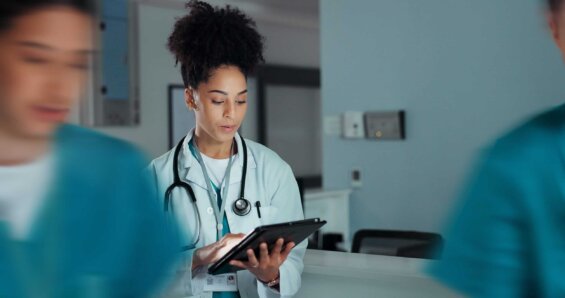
167;0;265;88
0;0;94;31
548;0;564;11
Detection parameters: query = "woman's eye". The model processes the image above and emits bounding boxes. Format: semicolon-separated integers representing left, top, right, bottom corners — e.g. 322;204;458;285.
236;100;247;104
212;100;224;105
23;57;48;64
69;63;89;70
69;59;90;70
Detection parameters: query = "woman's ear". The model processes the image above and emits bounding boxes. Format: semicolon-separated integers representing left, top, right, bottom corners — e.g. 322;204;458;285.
548;11;562;47
185;88;198;111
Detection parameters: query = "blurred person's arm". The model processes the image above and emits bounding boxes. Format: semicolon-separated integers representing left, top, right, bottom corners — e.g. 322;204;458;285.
51;126;182;297
104;145;182;297
428;143;537;297
145;161;208;297
131;152;182;296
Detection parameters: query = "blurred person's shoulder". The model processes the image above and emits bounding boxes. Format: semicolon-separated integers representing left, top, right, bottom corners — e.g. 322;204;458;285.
56;124;141;154
55;124;148;170
485;103;565;169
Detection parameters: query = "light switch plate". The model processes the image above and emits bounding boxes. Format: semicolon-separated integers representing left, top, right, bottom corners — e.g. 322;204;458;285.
324;115;342;136
364;111;405;140
342;111;365;139
351;168;362;188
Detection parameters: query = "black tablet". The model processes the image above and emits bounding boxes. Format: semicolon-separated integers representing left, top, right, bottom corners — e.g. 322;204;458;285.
208;218;326;275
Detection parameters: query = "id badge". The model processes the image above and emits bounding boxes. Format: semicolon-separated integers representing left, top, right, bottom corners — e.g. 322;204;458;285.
203;273;238;292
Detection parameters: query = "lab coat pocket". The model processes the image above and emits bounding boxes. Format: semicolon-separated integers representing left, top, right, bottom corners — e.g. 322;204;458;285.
258;206;279;225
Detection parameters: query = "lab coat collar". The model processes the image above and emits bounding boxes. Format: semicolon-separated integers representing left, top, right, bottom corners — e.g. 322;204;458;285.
181;129;256;188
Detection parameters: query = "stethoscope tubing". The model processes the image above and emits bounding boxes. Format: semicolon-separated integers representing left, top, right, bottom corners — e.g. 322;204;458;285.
164;135;250;250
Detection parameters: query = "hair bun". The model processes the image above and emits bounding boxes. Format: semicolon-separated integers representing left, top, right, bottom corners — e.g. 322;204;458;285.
167;0;265;88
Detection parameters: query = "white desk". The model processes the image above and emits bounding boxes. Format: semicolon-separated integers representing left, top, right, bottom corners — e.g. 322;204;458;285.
296;250;461;298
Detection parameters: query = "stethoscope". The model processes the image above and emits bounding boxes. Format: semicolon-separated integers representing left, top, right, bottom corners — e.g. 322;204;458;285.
164;134;252;250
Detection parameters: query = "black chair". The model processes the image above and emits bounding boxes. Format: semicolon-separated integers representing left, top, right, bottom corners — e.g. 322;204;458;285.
351;229;443;259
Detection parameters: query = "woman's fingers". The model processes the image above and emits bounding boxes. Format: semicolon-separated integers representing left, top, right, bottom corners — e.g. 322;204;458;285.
228;239;295;276
269;238;284;260
247;248;260;268
259;242;269;264
280;241;295;261
229;248;259;269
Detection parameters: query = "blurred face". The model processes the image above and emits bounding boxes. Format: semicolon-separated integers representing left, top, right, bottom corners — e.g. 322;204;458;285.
186;65;248;145
0;6;93;140
549;5;565;60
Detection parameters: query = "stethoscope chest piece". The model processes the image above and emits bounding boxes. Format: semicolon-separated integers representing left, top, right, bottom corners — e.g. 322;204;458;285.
233;198;251;216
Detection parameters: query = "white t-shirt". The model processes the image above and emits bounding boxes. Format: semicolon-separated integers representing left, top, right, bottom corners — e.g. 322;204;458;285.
200;154;231;189
0;153;54;240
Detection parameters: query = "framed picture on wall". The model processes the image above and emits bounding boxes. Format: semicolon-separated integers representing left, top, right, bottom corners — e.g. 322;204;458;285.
255;65;322;189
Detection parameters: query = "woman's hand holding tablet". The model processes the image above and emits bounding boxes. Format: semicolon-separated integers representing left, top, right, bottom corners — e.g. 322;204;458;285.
229;238;296;283
192;233;246;270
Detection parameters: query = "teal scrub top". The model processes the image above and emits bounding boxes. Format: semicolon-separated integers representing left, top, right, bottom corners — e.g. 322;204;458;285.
428;104;565;297
212;185;241;298
0;124;180;297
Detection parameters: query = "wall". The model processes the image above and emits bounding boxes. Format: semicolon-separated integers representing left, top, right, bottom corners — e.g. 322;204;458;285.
95;0;320;158
321;0;565;234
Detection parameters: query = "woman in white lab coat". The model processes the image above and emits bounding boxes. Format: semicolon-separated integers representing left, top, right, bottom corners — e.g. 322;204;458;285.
147;1;306;297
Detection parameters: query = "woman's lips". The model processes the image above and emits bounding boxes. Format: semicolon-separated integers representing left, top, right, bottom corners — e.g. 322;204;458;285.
219;125;236;133
32;105;70;122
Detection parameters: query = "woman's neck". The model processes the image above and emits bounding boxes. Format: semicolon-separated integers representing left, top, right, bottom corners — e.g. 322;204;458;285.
193;129;234;159
0;127;51;166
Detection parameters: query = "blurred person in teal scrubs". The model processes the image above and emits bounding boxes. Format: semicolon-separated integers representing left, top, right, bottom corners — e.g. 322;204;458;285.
428;0;565;296
0;0;178;296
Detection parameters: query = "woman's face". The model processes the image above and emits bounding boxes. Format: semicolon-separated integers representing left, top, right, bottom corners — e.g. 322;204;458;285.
187;65;248;145
0;7;93;139
549;5;565;60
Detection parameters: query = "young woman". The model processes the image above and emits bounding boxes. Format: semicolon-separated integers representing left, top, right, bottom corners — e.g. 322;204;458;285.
0;1;178;296
147;1;306;297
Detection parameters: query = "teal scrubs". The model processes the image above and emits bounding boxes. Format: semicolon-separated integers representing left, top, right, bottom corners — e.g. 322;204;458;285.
428;104;565;297
0;125;179;297
188;142;240;298
212;185;241;298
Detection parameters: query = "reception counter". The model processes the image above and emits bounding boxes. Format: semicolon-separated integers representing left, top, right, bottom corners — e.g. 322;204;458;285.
296;250;460;298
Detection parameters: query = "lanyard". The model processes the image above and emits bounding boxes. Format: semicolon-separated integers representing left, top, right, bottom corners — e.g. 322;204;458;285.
190;138;236;239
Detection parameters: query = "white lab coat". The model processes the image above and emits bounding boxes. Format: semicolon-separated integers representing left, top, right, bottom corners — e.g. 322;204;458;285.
147;130;306;298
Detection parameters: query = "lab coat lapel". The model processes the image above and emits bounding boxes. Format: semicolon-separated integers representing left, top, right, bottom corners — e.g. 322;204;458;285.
180;130;209;190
